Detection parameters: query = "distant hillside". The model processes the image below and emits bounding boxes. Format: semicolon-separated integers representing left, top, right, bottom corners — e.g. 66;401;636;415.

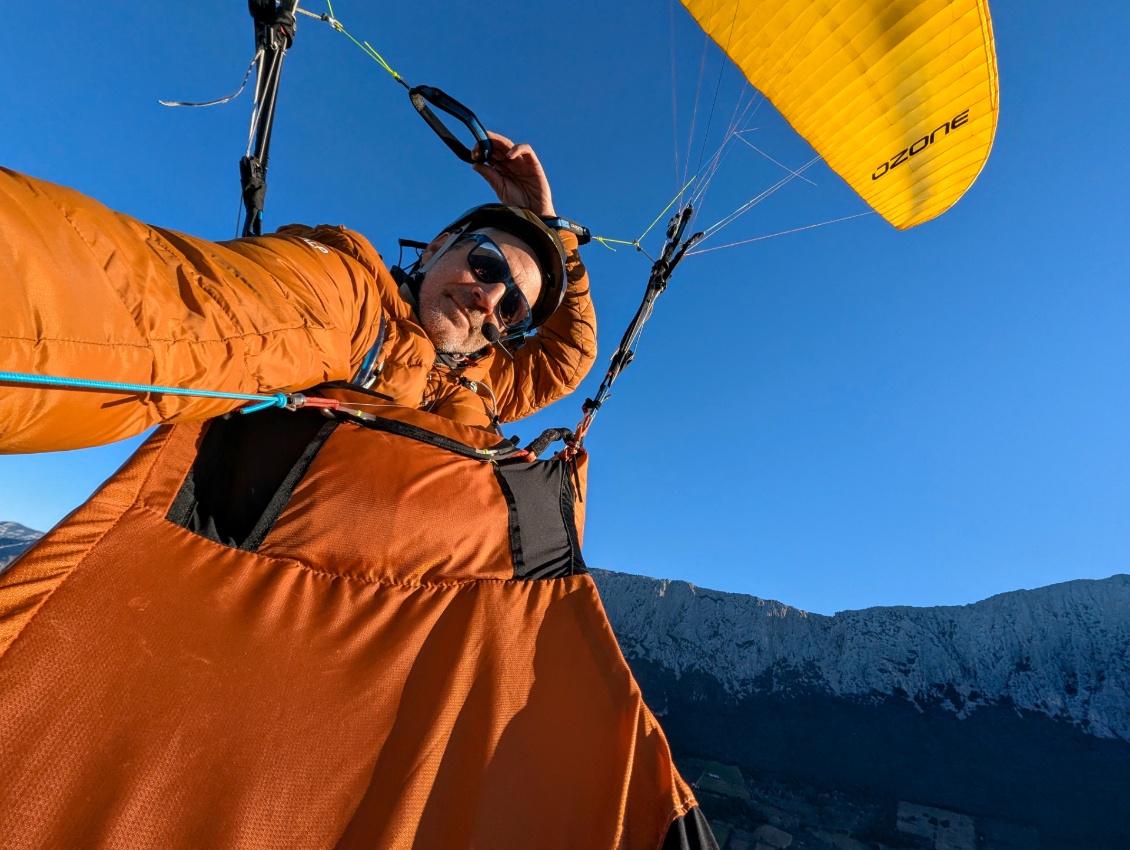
591;569;1130;849
0;522;42;568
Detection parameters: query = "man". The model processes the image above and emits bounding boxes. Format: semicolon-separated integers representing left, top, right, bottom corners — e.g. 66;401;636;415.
0;137;718;849
0;132;595;451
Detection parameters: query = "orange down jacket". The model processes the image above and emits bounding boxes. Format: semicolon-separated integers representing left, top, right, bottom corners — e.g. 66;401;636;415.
0;167;596;452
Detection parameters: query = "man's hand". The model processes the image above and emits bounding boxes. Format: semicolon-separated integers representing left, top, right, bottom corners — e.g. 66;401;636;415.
473;133;555;218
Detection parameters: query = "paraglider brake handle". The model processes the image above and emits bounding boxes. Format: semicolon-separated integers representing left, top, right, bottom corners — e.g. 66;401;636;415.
409;86;493;165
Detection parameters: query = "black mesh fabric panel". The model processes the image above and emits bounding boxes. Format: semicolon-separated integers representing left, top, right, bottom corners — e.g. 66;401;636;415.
166;408;337;551
495;459;587;581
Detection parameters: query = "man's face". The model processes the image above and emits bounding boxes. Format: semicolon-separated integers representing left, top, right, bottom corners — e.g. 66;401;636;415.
416;227;543;354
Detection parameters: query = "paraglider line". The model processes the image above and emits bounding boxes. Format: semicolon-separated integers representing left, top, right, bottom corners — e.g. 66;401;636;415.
683;88;761;227
685;211;874;255
735;134;817;186
688;29;807;215
680;29;712;190
682;27;813;237
300;2;411;90
636;176;697;244
688;134;734;210
234;191;247;244
692;0;742;177
698;154;822;241
692;59;727;177
593;237;635;253
591;238;655;263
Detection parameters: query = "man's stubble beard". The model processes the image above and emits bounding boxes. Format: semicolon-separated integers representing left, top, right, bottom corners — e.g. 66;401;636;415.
419;299;487;355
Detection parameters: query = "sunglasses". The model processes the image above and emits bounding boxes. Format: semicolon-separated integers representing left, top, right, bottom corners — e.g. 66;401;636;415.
461;234;533;338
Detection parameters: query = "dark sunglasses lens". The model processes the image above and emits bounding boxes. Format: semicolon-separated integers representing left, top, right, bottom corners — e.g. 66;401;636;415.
468;243;509;283
498;287;531;329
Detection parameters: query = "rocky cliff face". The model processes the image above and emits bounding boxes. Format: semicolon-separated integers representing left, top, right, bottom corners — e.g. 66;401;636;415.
591;570;1130;742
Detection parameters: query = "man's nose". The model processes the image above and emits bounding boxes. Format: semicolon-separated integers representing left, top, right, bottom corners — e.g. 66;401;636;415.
468;281;507;312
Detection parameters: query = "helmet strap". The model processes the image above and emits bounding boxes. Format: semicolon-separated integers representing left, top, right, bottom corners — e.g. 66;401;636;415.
395;273;421;313
394;228;467;319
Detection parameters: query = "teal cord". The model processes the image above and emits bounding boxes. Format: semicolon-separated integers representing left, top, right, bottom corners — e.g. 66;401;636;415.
0;371;289;415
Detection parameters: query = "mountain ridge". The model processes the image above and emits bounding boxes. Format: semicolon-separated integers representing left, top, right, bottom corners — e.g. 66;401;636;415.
590;569;1130;741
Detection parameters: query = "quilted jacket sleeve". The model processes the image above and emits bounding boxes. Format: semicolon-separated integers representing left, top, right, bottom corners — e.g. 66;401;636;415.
0;168;383;453
486;230;597;423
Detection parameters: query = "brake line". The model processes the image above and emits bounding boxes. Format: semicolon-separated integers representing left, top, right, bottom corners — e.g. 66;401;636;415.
0;371;340;415
296;3;408;90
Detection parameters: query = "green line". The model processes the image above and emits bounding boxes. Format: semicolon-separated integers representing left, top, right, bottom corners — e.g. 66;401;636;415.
593;237;637;253
591;175;700;255
636;176;696;244
321;2;406;86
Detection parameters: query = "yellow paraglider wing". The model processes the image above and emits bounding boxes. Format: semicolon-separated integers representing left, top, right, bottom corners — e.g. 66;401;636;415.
681;0;999;229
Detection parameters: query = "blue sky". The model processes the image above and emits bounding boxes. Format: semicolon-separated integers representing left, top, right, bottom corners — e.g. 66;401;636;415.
1;1;1126;614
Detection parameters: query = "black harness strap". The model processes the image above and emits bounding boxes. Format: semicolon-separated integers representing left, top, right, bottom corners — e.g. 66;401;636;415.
328;408;525;462
240;0;299;237
575;206;702;442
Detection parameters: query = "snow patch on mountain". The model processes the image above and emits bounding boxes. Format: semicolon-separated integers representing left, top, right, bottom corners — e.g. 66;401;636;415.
591;570;1130;741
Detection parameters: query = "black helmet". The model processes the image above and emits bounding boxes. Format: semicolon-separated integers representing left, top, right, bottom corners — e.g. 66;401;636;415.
432;204;568;331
